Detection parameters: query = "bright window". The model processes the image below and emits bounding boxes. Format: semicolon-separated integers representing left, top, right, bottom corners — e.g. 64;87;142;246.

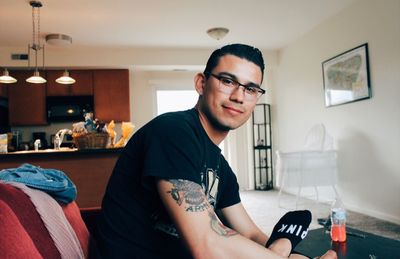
156;90;198;115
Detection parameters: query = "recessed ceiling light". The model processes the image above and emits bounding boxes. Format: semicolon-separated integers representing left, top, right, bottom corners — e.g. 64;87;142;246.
46;34;72;46
206;27;229;40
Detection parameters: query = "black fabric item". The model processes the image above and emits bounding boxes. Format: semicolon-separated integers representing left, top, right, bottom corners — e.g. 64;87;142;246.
265;210;312;253
97;108;241;258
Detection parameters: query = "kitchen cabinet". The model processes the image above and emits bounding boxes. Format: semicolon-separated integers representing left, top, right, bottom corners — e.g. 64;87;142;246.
6;69;129;125
46;70;93;96
0;84;7;98
8;70;47;126
94;69;130;122
0;85;8;128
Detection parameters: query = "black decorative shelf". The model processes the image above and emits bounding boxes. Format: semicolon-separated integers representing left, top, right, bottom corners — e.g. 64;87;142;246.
252;104;273;191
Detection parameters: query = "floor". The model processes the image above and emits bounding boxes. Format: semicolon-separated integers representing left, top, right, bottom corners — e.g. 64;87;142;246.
239;190;400;241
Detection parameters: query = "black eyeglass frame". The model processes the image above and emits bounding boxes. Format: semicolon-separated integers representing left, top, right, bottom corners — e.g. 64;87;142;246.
205;72;266;97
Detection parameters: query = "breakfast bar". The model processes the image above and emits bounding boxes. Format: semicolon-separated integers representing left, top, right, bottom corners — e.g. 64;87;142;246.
0;148;123;207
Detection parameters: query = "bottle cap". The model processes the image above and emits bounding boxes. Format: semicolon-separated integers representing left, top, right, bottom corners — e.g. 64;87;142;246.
332;209;346;220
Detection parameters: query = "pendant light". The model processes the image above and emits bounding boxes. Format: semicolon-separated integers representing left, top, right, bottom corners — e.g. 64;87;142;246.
0;68;17;84
26;1;46;84
26;69;47;84
56;70;76;84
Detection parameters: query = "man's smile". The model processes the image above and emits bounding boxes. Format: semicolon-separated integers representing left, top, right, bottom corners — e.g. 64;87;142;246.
222;105;244;115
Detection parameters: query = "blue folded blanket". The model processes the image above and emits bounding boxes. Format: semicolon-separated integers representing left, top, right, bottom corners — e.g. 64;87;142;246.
0;163;77;203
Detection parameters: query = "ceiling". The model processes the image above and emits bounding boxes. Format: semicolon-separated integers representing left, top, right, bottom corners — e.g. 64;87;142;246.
0;0;357;50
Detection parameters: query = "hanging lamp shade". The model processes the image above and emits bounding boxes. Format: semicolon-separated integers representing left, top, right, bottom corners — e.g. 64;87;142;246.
56;70;76;84
0;69;17;84
26;69;47;84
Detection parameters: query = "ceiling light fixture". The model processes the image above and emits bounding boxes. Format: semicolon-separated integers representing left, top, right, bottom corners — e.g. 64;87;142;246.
26;1;46;84
0;68;17;84
56;70;76;84
46;34;72;47
26;70;47;84
206;27;229;40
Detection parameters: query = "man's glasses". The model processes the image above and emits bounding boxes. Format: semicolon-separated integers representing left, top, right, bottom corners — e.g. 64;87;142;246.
206;73;265;100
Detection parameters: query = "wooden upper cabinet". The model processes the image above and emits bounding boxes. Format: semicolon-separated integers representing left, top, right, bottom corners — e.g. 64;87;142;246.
46;70;93;96
70;70;94;95
8;70;47;126
94;69;130;122
0;84;7;98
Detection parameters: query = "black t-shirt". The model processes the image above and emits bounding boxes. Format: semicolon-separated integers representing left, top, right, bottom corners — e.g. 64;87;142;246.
97;108;241;258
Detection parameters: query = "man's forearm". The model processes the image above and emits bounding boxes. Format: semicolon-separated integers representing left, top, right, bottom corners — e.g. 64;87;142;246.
195;211;287;259
250;231;269;247
197;229;286;259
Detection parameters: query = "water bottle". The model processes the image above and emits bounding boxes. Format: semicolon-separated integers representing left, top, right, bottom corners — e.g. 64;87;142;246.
330;197;347;242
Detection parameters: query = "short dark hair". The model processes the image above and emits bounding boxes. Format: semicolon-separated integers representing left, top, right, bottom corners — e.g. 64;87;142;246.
203;43;265;82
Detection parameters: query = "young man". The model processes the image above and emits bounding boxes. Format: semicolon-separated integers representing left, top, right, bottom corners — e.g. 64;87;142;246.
97;44;336;259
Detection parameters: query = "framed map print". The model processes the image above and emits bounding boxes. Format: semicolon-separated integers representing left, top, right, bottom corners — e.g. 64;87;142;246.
322;43;371;107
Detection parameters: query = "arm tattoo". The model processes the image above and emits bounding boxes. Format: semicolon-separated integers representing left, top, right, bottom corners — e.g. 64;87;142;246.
209;211;237;237
166;179;236;237
167;179;210;212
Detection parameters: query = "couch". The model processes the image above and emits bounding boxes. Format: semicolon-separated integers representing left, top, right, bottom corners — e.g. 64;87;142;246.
0;181;100;258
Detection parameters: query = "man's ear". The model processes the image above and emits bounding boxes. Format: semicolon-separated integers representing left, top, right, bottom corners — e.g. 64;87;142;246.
194;73;206;95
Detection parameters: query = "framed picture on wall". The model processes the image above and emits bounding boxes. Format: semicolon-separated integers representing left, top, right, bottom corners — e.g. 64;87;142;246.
322;43;371;107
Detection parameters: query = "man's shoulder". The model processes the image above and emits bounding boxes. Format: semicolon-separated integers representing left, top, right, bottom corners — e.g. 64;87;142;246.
149;108;199;130
156;108;197;122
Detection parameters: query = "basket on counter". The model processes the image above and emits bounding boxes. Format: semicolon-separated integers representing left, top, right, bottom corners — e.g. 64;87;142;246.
73;133;109;150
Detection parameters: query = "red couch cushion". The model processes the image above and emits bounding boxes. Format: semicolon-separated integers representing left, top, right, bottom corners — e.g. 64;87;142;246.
0;182;61;258
0;200;43;258
0;182;90;258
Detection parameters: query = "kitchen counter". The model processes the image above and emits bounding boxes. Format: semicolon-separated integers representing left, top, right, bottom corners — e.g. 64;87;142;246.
2;147;78;155
2;147;123;156
0;147;124;207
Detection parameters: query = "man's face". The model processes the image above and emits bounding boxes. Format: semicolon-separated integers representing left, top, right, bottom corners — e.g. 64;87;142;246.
198;54;263;131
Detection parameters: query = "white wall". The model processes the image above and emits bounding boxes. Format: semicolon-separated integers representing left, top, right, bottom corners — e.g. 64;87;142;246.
273;0;400;223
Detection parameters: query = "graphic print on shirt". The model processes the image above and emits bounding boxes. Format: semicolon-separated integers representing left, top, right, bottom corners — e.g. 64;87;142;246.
201;167;220;209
